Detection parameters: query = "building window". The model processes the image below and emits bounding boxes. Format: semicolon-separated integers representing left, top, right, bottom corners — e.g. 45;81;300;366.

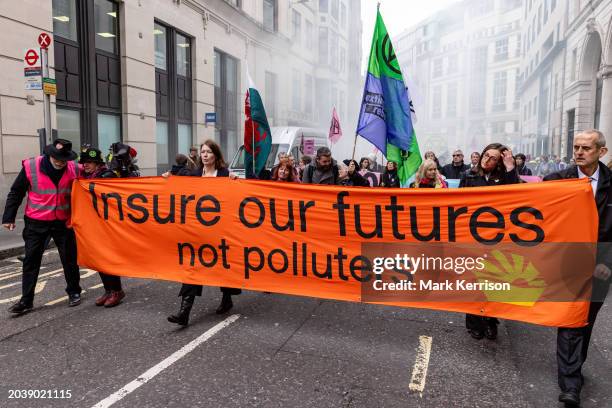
331;0;339;20
340;3;347;29
319;27;328;64
469;46;488;114
214;50;239;158
227;0;242;8
492;71;507;111
447;54;458;74
571;48;577;81
432;86;442;119
154;23;167;70
53;0;121;149
98;113;121;153
304;74;313;115
292;10;301;46
567;109;575;154
495;38;508;61
94;0;118;54
52;0;78;41
292;70;301;111
319;0;328;13
305;20;313;50
155;22;193;173
265;71;278;124
176;33;191;77
263;0;277;32
56;108;81;149
447;83;457;117
433;58;442;77
595;74;603;128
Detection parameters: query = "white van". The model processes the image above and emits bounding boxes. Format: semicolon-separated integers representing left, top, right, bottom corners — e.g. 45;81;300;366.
229;127;329;178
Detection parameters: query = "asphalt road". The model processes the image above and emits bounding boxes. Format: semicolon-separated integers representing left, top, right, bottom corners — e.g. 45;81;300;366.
0;250;609;408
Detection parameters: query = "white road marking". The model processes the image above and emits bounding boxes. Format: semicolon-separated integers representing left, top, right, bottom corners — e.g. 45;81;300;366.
91;314;241;408
43;283;104;306
409;335;433;396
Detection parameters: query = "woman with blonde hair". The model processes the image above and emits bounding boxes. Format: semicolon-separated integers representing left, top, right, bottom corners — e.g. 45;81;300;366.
410;159;447;188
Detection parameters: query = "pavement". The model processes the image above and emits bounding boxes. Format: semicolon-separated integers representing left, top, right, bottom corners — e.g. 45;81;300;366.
0;250;610;408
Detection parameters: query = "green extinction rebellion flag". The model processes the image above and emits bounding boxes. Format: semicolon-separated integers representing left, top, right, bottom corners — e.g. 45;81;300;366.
244;71;272;179
356;8;421;185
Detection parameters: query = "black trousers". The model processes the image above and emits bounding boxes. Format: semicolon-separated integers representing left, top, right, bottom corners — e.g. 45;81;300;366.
465;313;498;331
21;217;81;304
99;272;122;292
178;284;241;298
557;301;605;393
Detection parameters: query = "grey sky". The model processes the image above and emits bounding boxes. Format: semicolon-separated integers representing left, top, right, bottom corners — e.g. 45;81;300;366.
361;0;462;66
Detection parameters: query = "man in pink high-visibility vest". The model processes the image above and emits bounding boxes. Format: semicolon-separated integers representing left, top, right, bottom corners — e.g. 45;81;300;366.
2;139;82;315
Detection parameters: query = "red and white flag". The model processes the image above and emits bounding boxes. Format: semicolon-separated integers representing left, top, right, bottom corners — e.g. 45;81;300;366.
328;107;342;144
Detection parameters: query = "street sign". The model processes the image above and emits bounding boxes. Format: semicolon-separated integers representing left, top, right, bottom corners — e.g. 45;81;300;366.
38;33;52;49
205;112;217;124
24;48;40;67
42;77;57;95
24;48;42;90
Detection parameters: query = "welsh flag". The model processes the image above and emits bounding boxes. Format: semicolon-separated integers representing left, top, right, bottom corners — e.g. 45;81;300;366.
356;8;421;186
244;71;272;179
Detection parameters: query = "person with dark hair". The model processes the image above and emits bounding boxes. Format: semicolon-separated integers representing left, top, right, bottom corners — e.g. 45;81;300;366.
301;146;340;185
340;160;369;187
167;139;241;326
459;143;519;340
171;154;192;176
441;149;470;179
469;152;481;170
108;142;140;178
358;157;371;176
3;139;82;314
515;153;532;176
423;151;441;170
544;130;611;407
186;146;200;171
298;155;312;180
380;161;401;188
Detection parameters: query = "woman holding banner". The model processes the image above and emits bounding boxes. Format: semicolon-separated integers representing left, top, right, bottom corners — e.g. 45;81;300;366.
459;143;519;340
167;140;241;326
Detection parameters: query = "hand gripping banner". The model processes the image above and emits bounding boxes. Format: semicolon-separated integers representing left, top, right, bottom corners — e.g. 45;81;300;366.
72;177;599;328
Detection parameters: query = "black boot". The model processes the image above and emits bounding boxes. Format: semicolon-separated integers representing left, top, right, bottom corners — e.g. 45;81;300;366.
167;296;195;326
216;293;233;314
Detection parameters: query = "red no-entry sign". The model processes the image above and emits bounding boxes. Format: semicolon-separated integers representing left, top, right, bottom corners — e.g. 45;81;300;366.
38;33;51;49
24;49;39;66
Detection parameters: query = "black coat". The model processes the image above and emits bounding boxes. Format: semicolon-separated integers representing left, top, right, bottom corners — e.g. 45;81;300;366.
191;167;230;178
459;167;519;187
170;164;192;176
381;171;401;188
544;163;612;297
517;165;533;176
441;163;470;179
341;171;369;187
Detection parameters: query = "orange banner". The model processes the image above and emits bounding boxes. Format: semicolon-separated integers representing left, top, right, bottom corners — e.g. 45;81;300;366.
71;177;598;328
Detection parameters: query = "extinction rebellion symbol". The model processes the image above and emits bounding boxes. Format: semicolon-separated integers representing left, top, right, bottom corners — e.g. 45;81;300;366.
381;34;401;76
